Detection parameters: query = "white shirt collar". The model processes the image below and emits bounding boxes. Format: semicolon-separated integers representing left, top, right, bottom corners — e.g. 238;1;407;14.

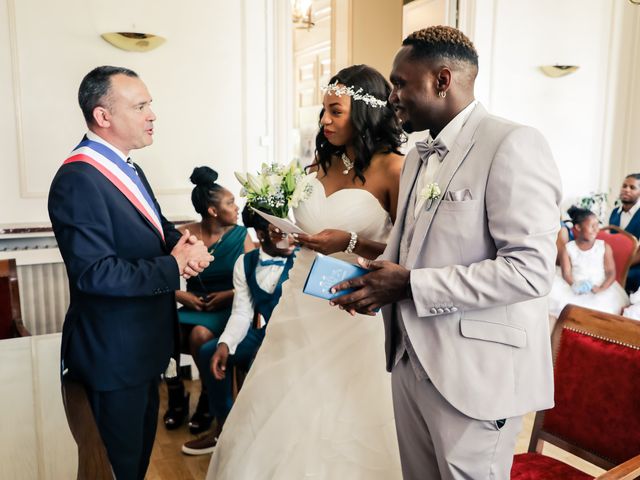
620;201;640;218
425;99;479;149
86;130;129;162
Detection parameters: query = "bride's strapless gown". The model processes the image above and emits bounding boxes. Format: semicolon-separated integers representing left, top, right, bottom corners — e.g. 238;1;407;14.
206;179;402;479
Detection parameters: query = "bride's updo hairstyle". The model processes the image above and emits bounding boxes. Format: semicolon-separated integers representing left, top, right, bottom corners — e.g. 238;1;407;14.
190;166;225;218
315;64;405;184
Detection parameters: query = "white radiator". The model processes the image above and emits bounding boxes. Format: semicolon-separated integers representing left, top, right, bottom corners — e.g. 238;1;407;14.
16;261;70;335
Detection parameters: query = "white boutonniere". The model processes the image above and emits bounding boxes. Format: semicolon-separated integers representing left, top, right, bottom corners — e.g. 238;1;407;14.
420;182;441;201
419;182;441;211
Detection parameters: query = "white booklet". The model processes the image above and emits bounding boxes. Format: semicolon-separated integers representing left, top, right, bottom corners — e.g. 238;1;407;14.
250;207;308;235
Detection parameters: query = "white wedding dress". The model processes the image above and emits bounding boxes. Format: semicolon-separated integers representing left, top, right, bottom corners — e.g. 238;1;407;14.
206;178;402;479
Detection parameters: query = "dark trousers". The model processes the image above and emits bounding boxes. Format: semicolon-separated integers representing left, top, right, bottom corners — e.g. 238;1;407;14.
87;378;160;480
197;328;265;422
627;265;640;293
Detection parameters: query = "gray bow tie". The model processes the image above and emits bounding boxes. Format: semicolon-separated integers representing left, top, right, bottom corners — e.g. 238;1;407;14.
416;138;448;164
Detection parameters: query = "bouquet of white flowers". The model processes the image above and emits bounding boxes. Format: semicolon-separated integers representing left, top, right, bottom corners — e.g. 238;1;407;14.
234;161;317;218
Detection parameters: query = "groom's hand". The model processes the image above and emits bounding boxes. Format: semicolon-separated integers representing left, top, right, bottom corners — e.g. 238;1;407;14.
330;257;411;315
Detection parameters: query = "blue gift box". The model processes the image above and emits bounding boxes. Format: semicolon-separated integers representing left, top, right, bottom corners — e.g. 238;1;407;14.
303;254;368;300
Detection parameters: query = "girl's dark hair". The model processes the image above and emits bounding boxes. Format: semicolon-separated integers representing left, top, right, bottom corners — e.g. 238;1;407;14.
567;206;595;225
241;205;269;234
314;64;405;184
190;166;224;217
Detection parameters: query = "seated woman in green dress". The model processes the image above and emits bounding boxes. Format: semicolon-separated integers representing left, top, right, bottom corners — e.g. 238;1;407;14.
164;166;254;433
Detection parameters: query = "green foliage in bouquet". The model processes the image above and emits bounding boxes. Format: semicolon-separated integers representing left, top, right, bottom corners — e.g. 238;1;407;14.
577;191;608;225
235;161;317;218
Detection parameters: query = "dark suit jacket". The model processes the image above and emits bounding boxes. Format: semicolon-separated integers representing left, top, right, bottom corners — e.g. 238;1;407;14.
48;158;182;391
609;206;640;239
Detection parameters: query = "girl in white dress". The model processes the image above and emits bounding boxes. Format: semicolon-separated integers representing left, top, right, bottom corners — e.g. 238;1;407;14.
623;290;640;320
205;65;405;479
549;206;628;317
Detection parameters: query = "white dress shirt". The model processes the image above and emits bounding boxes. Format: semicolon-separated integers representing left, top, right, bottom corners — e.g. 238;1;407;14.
414;100;479;217
86;130;128;161
217;249;288;354
619;201;640;230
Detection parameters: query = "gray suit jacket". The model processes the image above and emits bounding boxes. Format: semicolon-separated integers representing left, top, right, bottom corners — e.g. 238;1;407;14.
381;104;561;420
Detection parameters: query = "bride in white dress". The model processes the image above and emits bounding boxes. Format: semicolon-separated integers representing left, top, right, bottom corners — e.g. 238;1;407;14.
205;65;405;479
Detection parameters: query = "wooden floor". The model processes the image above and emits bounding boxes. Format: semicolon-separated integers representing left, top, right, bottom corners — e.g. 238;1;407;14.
147;380;211;480
146;380;605;480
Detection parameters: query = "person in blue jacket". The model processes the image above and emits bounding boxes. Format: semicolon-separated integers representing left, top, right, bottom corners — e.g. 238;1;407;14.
609;173;640;291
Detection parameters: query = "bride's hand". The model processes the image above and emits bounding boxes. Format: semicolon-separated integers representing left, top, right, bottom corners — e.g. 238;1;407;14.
268;224;290;244
295;229;351;255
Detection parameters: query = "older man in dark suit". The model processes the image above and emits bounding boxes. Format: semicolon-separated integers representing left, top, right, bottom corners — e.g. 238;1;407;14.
48;66;212;480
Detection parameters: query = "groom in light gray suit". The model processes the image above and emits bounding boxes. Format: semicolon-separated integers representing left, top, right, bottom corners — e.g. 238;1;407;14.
332;26;561;479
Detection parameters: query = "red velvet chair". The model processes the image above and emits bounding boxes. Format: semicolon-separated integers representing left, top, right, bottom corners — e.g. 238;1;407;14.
0;258;30;339
597;225;638;287
511;304;640;479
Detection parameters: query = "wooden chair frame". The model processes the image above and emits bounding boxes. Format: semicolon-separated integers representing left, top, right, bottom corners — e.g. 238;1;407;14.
525;305;640;479
598;225;638;288
61;378;114;480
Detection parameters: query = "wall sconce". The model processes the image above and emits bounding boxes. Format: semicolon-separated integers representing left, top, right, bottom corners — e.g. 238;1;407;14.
539;65;579;78
101;32;166;52
291;0;315;30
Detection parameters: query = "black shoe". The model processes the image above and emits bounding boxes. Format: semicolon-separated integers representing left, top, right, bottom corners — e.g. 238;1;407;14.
188;391;213;434
164;379;190;430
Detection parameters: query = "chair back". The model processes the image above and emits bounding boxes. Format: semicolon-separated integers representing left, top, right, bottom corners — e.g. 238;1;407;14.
528;305;640;470
0;259;30;339
597;225;638;287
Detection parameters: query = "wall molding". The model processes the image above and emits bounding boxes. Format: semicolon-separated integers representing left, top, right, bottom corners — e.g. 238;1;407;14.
296;39;332;57
602;1;640;200
6;0;37;198
599;0;625;194
331;0;352;73
5;0;193;199
621;8;640;182
273;0;294;163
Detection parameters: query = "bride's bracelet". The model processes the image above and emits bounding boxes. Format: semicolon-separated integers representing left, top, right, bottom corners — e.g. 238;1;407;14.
344;231;358;254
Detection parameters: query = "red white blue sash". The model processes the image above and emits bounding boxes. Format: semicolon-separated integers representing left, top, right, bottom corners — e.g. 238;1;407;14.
64;138;165;241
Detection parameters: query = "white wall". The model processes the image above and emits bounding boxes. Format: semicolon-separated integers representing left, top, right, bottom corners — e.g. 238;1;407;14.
0;0;287;225
469;0;640;209
403;0;449;37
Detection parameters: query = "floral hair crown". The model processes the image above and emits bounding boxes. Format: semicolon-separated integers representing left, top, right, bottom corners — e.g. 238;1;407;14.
321;81;388;108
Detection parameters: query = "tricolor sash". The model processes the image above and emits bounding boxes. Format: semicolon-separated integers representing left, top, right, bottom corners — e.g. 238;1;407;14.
64;138;165;241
